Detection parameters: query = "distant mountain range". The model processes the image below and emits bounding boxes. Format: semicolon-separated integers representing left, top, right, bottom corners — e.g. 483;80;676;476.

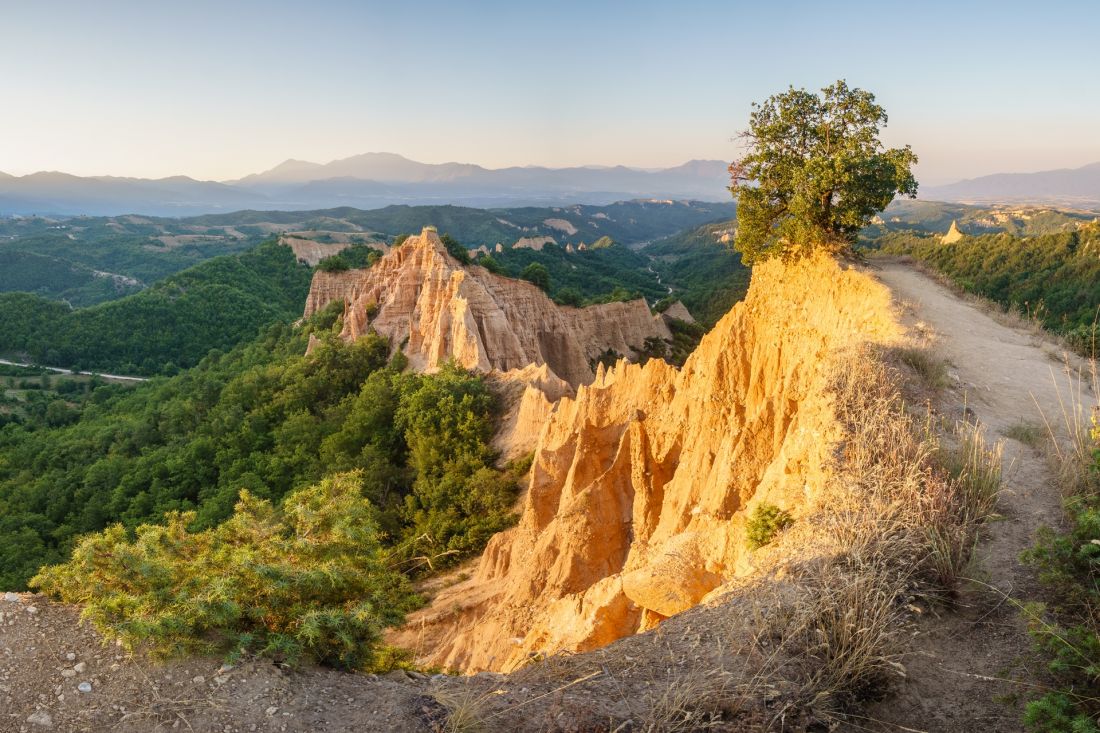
923;161;1100;208
0;153;732;217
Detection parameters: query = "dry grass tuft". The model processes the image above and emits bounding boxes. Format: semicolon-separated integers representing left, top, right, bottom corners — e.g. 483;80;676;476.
638;668;729;732
430;683;493;733
1002;420;1045;448
1039;362;1100;500
895;345;951;390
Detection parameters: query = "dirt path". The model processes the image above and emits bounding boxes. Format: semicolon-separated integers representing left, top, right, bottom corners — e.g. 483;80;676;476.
861;260;1094;732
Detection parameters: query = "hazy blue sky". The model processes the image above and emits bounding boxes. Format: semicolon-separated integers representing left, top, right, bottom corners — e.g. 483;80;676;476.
3;0;1098;185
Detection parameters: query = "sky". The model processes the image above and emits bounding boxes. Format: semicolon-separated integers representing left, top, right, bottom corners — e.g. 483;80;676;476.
2;0;1098;186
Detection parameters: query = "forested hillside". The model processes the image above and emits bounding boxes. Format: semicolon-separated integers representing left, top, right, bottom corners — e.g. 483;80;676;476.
0;240;313;375
877;224;1100;353
0;305;521;590
483;240;668;305
644;220;750;325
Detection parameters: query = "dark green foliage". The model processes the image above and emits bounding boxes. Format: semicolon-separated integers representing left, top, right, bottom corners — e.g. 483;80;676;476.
440;233;471;265
664;318;706;366
0;220;259;298
554;286;584;307
316;244;384;272
492;242;666;305
0;240;313;375
32;472;418;669
729;80;917;263
0;250;142;306
394;364;521;569
520;262;551;291
879;225;1100;356
1024;692;1099;733
477;254;503;274
745;503;794;549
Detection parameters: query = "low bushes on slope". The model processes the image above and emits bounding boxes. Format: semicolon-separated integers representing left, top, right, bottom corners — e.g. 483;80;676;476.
1021;388;1100;732
32;472;419;669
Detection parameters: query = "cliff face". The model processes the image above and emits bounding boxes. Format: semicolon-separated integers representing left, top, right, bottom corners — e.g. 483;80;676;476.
303;228;670;387
390;253;898;672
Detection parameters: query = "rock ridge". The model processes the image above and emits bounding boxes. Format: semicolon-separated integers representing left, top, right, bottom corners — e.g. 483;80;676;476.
303;227;670;387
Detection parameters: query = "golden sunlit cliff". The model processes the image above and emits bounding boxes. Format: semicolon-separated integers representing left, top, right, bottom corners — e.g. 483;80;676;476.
391;253;899;672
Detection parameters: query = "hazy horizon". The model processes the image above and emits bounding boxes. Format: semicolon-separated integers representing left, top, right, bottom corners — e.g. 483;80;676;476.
4;0;1099;187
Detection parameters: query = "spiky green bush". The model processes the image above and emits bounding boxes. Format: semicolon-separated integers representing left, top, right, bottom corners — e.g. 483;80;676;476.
745;503;794;550
32;472;419;669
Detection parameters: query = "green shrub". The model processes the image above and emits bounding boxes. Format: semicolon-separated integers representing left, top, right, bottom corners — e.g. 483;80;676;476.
32;472;418;669
520;262;550;291
745;503;794;549
1021;417;1100;730
478;254;502;274
440;234;470;265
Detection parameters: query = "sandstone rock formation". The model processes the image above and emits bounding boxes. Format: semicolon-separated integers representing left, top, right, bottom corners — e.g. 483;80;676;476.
512;236;556;251
282;236;350;266
391;254;898;672
303;228;670;388
941;220;964;244
660;300;695;324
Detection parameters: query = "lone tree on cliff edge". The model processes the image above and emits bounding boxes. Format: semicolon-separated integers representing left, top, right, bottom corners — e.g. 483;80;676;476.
728;80;917;263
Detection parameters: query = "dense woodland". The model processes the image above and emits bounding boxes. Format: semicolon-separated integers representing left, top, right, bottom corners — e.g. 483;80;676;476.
0;303;522;593
0;240;313;375
878;224;1100;354
482;240;670;305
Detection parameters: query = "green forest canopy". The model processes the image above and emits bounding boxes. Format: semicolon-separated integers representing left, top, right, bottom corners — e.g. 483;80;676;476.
0;304;522;591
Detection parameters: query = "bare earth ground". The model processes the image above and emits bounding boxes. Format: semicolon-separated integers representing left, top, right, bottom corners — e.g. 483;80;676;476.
860;259;1093;733
1;260;1091;732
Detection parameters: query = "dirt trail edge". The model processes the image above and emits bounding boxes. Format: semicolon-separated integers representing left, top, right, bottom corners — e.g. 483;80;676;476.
861;259;1093;733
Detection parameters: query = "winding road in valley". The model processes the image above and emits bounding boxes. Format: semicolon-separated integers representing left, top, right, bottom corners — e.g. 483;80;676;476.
0;358;148;383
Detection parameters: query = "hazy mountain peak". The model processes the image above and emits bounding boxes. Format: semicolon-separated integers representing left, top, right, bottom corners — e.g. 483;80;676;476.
924;160;1100;208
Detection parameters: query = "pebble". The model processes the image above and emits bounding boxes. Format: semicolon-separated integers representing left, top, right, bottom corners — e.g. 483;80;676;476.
60;669;76;678
65;653;76;661
265;706;278;716
192;675;205;684
26;710;53;727
77;682;92;693
73;662;86;673
26;606;38;615
3;592;20;603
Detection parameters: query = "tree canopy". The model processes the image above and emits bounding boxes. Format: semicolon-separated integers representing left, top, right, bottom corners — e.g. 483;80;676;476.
520;262;551;291
729;80;917;263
